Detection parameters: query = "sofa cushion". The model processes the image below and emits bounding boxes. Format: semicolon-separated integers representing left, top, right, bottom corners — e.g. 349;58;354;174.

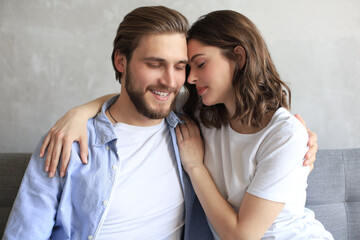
306;149;360;240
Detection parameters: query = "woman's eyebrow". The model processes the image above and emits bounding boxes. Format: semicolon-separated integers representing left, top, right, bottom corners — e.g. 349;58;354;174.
190;54;205;62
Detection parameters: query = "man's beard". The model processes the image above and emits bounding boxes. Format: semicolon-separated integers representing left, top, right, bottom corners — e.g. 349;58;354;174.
125;67;179;119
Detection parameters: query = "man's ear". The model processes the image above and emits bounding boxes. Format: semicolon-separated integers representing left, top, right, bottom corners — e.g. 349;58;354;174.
234;46;246;70
114;50;127;73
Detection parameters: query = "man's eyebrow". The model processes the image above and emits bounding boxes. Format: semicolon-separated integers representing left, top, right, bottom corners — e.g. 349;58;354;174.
178;60;188;65
143;57;188;64
143;57;166;62
190;54;204;62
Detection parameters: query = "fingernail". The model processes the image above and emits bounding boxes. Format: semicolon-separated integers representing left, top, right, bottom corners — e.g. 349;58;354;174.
45;166;49;172
60;171;65;178
49;172;55;178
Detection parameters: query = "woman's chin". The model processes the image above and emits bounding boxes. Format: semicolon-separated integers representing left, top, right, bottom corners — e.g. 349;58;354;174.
201;98;217;107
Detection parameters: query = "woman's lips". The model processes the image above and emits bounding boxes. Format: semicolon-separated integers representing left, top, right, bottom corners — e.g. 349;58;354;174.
196;86;207;95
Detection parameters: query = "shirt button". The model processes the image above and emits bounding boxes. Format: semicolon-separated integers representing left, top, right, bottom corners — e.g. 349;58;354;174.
105;146;110;150
102;201;108;206
112;165;118;170
88;235;93;240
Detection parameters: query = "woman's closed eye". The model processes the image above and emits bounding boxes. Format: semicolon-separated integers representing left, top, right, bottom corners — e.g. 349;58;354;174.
197;62;206;69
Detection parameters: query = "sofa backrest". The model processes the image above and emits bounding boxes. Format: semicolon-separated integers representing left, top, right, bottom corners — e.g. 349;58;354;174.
0;153;31;238
306;148;360;240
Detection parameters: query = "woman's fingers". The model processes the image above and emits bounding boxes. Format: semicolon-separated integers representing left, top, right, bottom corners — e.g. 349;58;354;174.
175;125;183;142
294;114;305;126
307;129;318;148
179;122;190;139
182;116;200;137
59;138;73;178
44;134;55;173
175;118;198;144
48;132;64;178
304;142;318;169
40;132;52;158
295;114;318;168
79;134;89;164
304;129;318;168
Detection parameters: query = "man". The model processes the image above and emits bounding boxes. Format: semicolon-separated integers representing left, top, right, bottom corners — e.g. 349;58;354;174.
3;6;213;239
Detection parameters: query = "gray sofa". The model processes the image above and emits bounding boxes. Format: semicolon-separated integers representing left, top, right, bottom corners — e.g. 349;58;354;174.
306;149;360;240
1;149;360;239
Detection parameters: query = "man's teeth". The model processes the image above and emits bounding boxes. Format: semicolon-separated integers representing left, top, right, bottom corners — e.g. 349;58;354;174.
152;90;169;97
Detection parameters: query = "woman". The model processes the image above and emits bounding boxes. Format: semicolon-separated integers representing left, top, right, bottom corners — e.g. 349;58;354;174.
40;11;328;239
174;10;333;239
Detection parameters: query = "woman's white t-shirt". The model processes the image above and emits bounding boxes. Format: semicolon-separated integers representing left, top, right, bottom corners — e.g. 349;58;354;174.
201;107;333;239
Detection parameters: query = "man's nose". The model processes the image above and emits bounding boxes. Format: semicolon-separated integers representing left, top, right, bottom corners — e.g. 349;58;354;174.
160;67;177;88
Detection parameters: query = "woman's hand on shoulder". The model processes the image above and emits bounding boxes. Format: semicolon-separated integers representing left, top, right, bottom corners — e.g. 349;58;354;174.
39;94;115;178
40;106;89;178
175;116;205;173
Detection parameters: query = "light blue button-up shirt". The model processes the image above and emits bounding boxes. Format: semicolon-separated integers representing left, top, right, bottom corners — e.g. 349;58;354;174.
3;96;213;240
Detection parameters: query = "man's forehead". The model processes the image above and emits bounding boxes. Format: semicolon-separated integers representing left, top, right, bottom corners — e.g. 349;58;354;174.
138;32;187;42
135;33;188;62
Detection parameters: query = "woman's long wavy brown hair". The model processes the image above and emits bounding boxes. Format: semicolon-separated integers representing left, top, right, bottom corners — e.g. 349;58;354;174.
183;10;291;128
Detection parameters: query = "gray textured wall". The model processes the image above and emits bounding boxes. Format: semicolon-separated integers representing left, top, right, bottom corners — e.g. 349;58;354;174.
1;0;359;152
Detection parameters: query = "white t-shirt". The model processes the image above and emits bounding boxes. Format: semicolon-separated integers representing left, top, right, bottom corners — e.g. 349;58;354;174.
201;107;333;239
97;119;184;240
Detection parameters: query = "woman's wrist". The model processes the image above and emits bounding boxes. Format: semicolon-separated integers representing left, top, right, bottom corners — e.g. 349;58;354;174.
184;162;207;175
73;94;116;120
68;104;95;121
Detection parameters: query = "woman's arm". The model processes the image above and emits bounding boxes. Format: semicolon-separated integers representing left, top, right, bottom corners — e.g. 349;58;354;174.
188;165;283;239
176;116;313;239
40;94;116;178
176;117;284;239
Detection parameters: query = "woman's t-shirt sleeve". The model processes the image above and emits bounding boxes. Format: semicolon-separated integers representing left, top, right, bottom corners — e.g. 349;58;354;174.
247;118;309;203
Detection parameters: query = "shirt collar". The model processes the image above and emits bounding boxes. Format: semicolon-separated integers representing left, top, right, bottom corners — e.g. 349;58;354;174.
93;95;118;146
165;111;184;128
94;95;183;146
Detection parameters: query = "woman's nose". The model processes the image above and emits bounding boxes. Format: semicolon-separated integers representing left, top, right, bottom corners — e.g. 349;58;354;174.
187;68;197;84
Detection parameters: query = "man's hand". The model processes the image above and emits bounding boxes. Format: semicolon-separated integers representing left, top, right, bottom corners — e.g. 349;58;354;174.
295;114;318;171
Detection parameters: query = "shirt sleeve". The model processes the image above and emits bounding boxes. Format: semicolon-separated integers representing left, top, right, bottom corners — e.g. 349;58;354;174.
3;135;63;240
247;118;309;203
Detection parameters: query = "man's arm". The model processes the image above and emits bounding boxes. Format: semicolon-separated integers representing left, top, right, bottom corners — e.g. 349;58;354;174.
294;114;318;170
3;136;62;239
